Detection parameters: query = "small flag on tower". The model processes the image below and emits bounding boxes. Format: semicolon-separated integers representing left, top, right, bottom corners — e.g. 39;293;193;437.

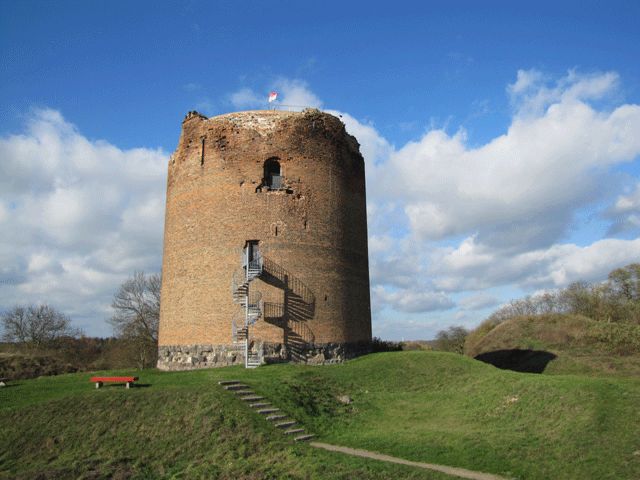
268;91;278;103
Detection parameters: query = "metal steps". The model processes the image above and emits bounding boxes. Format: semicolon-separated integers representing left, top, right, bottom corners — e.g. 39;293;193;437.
231;250;265;368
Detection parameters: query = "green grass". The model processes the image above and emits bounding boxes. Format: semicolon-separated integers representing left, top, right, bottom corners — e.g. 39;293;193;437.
465;314;640;377
2;352;639;479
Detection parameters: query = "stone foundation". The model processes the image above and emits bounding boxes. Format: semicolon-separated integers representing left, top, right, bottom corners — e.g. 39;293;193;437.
295;342;372;365
157;341;371;370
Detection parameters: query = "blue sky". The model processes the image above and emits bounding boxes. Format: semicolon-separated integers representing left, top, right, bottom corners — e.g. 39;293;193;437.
1;1;640;339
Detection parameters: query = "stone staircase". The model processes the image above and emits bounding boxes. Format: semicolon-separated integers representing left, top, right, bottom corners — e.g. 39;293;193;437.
219;380;315;442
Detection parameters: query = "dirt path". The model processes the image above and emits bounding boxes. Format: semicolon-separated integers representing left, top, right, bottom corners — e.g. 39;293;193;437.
310;442;512;480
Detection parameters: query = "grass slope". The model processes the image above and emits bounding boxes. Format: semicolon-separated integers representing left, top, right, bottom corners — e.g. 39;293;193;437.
2;352;639;479
465;314;640;376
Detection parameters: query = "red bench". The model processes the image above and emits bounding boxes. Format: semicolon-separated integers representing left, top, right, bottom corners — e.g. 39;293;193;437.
90;376;138;389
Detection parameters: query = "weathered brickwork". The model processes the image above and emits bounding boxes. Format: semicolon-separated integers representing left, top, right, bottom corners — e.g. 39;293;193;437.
158;109;372;368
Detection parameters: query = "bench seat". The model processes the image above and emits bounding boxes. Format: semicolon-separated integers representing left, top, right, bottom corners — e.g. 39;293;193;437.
90;376;139;389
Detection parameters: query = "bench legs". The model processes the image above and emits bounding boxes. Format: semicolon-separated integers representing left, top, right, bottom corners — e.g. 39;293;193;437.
94;381;134;388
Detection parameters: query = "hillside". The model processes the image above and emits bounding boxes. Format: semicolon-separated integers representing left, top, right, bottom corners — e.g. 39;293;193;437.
0;352;79;379
465;313;640;376
1;352;639;479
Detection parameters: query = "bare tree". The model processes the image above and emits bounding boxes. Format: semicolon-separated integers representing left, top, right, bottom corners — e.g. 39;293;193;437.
434;326;469;354
1;304;81;347
110;271;161;368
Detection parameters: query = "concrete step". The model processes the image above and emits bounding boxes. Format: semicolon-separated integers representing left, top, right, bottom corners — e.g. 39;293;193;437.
266;414;287;421
217;380;241;385
241;396;263;401
258;408;280;414
275;420;297;429
249;402;271;408
234;390;254;396
284;428;305;435
294;434;315;442
224;384;249;391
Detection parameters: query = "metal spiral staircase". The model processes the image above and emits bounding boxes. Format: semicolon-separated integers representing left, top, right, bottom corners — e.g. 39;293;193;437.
231;249;264;368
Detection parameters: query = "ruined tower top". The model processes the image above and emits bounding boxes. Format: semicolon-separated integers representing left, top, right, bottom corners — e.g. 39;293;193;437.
176;108;362;165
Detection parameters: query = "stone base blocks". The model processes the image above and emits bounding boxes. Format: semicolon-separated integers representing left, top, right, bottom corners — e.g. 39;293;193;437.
158;341;372;370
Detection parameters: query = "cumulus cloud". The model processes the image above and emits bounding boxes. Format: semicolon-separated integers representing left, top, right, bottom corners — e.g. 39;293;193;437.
430;236;640;292
383;87;640;249
229;87;263;109
372;285;454;313
0;109;167;335
335;69;640;323
325;110;393;168
273;78;322;108
3;69;639;340
229;78;322;111
607;182;640;234
507;68;620;115
458;293;499;311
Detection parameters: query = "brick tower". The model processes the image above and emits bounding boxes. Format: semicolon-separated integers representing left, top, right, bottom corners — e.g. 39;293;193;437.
157;109;372;369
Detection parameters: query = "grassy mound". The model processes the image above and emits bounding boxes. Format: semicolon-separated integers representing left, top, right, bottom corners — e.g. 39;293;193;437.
0;352;80;379
2;352;639;479
465;313;640;376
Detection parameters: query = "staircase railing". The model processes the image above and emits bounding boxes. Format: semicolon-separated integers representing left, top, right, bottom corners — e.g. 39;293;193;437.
261;257;315;307
231;252;321;367
230;250;265;368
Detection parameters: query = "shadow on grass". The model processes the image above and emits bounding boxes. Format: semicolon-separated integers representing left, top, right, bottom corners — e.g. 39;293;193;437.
475;349;557;373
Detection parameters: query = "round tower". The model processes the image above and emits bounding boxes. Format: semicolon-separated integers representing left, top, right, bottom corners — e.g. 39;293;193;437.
157;109;372;369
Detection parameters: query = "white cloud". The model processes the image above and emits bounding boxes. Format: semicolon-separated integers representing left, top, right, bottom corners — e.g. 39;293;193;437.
373;285;455;313
229;78;322;111
0;109;167;335
325;110;393;168
377;72;640;251
458;293;499;311
273;78;322;108
346;70;640;323
3;69;639;340
429;236;640;292
508;69;546;95
229;87;263;109
607;182;640;233
508;68;620;116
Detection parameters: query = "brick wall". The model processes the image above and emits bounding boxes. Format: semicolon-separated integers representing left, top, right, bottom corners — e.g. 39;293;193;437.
158;109;372;365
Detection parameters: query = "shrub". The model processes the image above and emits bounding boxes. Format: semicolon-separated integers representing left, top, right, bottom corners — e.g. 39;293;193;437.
371;337;403;352
433;326;468;354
